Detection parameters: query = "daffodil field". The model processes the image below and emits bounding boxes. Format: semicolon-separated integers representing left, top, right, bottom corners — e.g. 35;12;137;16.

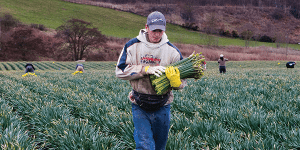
0;61;299;149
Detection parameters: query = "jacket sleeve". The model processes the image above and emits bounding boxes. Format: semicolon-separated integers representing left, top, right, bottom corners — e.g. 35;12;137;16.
115;39;146;80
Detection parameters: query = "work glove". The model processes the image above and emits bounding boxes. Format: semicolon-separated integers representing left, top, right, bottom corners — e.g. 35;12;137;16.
145;66;166;77
165;66;181;88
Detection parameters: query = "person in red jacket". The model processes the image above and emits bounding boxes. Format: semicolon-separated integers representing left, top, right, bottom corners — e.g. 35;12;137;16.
203;61;207;71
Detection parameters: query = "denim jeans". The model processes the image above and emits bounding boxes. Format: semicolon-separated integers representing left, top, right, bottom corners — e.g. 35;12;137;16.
219;66;226;73
131;103;171;150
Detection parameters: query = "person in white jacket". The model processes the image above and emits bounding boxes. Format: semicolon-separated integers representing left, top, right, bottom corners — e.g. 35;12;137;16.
116;11;186;150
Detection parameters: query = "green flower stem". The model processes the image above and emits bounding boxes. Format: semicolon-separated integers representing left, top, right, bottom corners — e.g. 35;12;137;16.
150;53;205;95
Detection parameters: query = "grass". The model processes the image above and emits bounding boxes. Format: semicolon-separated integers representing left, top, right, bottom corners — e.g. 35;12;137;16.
1;0;300;50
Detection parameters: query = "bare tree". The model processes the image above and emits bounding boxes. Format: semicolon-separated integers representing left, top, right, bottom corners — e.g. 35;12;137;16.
0;13;20;54
204;12;218;34
203;12;219;46
0;13;19;32
239;23;256;48
56;19;107;61
4;26;44;61
162;0;174;14
177;0;195;23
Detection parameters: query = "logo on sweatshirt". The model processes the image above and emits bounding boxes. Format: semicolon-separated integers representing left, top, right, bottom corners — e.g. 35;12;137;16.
141;54;161;64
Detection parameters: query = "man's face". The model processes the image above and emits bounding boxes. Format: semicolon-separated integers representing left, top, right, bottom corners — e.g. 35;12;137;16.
146;25;164;43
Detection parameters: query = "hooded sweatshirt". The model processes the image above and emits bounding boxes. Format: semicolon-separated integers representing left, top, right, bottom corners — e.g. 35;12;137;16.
116;29;186;105
218;57;228;66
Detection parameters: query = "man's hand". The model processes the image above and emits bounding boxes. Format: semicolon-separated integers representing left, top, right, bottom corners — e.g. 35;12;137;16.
145;66;166;77
165;66;181;87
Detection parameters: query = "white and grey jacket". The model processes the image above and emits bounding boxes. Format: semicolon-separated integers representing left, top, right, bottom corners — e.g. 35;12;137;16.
115;29;187;105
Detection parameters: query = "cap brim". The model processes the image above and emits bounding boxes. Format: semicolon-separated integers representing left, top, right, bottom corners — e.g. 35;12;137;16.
149;25;165;31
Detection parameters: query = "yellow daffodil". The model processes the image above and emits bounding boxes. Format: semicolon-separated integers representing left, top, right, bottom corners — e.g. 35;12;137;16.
72;71;83;75
22;72;37;77
22;73;28;77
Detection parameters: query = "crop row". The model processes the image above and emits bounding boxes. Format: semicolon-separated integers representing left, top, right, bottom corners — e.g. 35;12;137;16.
0;62;299;149
0;70;133;149
0;61;293;72
0;61;116;71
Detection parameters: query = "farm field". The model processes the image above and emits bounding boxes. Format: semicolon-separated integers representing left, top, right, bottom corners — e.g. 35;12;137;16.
0;61;300;149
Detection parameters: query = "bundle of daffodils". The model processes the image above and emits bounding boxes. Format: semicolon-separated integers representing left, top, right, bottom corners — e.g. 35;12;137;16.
150;52;205;95
72;71;83;75
22;72;37;77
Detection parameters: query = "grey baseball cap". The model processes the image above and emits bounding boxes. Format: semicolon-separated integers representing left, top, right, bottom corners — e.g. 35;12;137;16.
147;11;166;31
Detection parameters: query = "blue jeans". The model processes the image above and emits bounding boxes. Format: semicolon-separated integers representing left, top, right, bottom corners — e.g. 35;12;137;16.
219;66;226;73
132;103;171;150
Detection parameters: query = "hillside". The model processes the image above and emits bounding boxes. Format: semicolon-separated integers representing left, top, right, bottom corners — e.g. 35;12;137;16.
64;0;300;44
1;0;300;61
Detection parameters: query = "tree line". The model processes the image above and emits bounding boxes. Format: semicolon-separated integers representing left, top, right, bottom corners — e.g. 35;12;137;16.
0;13;108;61
93;0;300;9
93;0;300;18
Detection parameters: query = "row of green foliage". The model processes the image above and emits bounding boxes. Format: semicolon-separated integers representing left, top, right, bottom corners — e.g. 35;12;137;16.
1;0;300;50
0;61;292;71
0;61;299;149
0;61;116;71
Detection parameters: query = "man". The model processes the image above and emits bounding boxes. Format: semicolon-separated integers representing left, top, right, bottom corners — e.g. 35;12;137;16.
75;64;84;72
115;11;186;150
286;61;296;68
218;54;228;73
203;60;207;71
24;63;35;73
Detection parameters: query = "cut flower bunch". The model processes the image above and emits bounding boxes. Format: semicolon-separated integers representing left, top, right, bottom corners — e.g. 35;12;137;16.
72;71;83;75
150;52;206;95
22;72;37;77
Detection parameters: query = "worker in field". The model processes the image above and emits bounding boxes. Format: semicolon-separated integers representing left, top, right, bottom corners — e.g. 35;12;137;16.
75;63;84;72
72;63;85;75
203;60;207;71
286;61;296;68
116;11;186;150
218;54;228;73
24;63;35;73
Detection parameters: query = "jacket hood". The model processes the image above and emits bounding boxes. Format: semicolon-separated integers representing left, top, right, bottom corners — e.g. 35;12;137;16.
136;29;169;48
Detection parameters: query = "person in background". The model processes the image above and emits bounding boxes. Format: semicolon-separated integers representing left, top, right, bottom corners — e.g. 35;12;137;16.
203;60;207;71
286;61;296;68
24;63;35;73
115;11;186;150
218;54;228;73
75;64;84;72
